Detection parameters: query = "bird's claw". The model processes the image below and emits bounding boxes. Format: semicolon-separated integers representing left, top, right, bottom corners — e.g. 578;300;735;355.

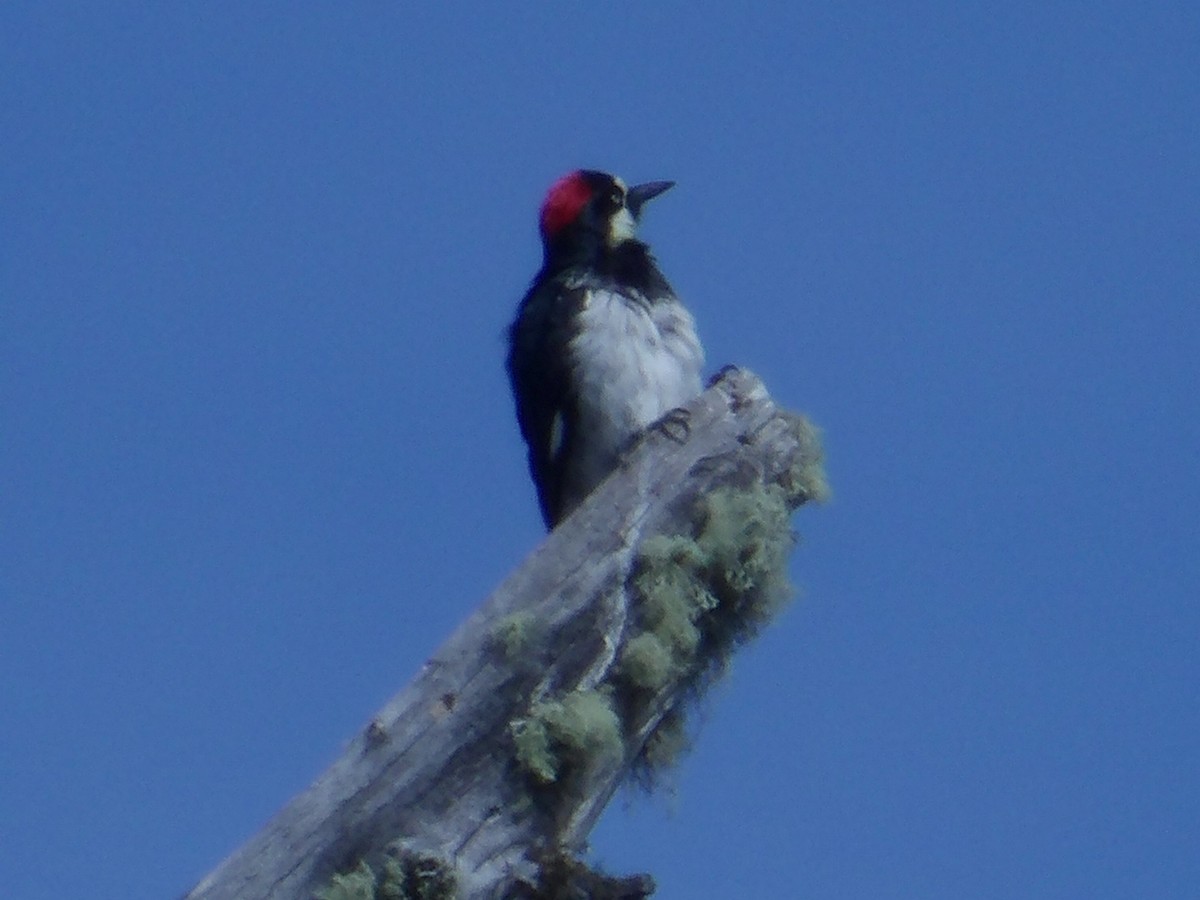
653;407;692;444
707;364;741;388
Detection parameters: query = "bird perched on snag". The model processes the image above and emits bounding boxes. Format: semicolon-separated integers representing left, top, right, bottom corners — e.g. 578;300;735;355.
507;169;705;529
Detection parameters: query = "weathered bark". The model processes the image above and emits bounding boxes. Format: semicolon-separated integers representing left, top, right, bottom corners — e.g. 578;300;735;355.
183;368;825;900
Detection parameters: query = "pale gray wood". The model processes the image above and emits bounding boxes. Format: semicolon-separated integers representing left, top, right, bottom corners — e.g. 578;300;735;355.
182;368;823;900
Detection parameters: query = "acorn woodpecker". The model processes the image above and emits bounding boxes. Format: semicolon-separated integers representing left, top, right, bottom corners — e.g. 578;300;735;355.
507;169;705;529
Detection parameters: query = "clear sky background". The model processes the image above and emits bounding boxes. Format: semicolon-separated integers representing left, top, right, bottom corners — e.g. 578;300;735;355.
3;4;1197;898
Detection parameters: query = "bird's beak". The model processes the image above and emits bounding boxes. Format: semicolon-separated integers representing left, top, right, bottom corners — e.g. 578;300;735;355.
626;180;675;219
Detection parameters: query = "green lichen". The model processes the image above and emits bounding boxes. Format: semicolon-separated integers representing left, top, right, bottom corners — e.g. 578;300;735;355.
618;632;676;692
617;479;805;784
511;714;557;783
623;481;797;686
631;534;714;663
696;483;794;623
318;861;376;900
636;532;708;572
490;610;540;664
511;689;623;784
636;706;691;778
777;413;831;507
378;847;456;900
317;848;455;900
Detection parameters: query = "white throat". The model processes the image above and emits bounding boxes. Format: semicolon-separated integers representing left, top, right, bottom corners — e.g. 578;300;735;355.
607;207;638;245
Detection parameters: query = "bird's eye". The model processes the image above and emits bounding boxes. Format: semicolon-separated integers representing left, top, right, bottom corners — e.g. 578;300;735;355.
611;190;624;207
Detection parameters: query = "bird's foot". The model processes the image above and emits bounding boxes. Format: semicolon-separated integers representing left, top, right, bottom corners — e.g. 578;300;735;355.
616;407;692;469
652;406;692;444
707;364;741;388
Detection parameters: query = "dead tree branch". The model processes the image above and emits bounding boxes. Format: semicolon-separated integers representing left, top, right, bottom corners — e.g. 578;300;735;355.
183;367;826;900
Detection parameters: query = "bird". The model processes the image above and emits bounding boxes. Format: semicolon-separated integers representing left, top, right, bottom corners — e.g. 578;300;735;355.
506;169;705;529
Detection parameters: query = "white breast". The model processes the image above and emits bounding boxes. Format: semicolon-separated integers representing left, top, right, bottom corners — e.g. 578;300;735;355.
566;287;704;495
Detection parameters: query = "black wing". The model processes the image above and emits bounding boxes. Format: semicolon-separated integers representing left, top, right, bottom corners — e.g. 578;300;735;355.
506;279;586;528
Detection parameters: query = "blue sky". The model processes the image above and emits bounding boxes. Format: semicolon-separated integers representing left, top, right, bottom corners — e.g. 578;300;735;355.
3;3;1197;898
